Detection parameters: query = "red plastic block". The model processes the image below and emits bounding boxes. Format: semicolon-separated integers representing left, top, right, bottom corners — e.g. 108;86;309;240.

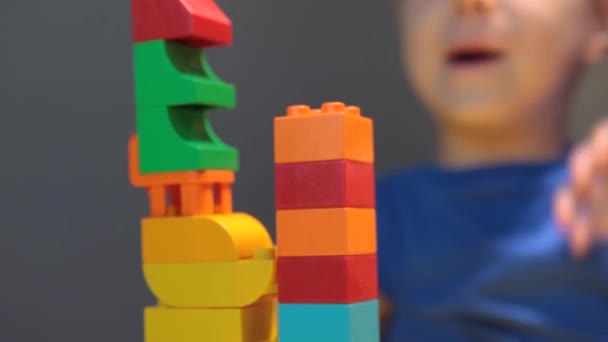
277;255;378;304
131;0;232;48
275;160;375;210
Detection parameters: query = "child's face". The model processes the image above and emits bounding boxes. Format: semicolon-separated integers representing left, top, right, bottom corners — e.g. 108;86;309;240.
399;0;606;132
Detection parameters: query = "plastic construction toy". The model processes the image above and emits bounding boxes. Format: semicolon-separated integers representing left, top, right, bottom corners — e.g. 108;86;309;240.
129;1;276;341
274;102;380;341
129;1;380;340
131;0;233;47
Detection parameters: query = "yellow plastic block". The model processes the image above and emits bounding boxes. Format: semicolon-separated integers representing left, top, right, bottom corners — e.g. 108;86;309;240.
145;298;277;342
142;213;273;263
144;248;277;307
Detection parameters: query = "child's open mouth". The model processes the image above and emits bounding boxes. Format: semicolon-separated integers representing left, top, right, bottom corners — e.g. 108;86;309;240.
447;47;504;67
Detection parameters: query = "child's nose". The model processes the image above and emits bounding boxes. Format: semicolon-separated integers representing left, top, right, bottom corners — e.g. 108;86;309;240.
454;0;495;15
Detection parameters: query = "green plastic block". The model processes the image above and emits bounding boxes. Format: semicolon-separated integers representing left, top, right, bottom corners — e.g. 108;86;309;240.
137;106;239;173
132;39;239;173
134;40;236;108
278;301;380;342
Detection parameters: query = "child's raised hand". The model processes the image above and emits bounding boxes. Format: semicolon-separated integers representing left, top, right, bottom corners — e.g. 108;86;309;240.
554;119;608;258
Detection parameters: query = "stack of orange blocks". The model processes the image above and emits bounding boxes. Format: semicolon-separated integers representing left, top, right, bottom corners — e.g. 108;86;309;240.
274;102;380;341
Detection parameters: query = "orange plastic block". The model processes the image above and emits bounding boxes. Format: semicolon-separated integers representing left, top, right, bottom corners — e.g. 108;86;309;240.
142;213;273;263
276;208;376;257
274;102;374;164
129;134;234;216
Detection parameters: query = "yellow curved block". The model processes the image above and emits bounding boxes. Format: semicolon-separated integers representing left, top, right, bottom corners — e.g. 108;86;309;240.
145;298;277;342
144;248;277;307
142;213;273;263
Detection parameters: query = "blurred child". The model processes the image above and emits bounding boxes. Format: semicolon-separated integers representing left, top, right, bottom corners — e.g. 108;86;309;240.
377;0;608;340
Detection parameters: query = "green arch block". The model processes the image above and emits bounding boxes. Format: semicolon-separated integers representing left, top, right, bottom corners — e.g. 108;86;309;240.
137;106;239;173
133;40;238;172
134;40;236;108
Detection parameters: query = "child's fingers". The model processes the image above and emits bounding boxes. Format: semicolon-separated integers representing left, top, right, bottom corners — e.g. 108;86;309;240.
570;216;592;259
589;172;608;238
592;120;608;171
590;211;608;241
554;186;576;231
562;120;608;259
379;293;392;323
569;144;594;197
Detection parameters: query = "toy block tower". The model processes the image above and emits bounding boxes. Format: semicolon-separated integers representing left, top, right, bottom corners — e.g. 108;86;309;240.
274;102;380;341
129;1;277;341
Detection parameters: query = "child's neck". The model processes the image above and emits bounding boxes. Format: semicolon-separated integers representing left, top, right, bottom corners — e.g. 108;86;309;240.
436;120;568;170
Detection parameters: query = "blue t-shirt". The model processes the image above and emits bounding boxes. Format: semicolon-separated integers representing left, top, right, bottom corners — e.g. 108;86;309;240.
377;156;608;341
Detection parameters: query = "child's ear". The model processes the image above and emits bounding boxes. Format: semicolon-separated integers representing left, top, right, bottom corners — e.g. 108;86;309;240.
584;0;608;65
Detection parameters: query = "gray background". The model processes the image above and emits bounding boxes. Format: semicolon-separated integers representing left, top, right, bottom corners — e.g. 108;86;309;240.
0;0;604;341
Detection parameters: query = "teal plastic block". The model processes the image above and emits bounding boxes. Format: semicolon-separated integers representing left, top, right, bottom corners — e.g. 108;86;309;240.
134;40;236;108
279;300;379;342
137;106;239;173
